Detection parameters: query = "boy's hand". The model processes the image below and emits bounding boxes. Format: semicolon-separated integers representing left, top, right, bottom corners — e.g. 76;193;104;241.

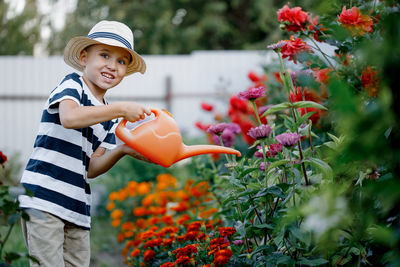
121;144;153;163
120;102;151;122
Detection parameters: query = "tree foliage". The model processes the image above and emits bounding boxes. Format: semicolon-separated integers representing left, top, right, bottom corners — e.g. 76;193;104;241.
0;0;41;55
47;0;318;55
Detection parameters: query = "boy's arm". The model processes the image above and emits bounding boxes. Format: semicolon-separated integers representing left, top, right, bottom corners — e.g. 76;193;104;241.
59;99;151;129
87;145;151;178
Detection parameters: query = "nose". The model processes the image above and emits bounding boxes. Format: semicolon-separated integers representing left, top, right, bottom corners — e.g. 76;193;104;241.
107;59;116;70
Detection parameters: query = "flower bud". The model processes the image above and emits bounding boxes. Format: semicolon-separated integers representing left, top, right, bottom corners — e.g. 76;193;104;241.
280;24;287;31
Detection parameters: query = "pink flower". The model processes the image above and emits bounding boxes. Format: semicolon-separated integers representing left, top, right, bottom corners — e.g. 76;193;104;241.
233;239;244;245
237;86;266;100
247;125;272;139
275;133;300;147
267;143;283;157
267;40;287;51
207;123;241;135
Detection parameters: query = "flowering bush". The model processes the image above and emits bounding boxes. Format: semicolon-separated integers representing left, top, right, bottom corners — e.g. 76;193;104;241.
107;1;400;266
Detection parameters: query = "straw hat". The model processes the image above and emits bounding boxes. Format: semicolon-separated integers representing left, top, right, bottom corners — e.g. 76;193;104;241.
64;20;146;76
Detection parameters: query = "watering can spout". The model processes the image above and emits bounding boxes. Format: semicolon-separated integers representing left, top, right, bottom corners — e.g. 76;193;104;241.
177;144;241;163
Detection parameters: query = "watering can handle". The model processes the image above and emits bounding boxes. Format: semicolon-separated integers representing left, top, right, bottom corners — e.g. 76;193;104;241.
119;108;173;127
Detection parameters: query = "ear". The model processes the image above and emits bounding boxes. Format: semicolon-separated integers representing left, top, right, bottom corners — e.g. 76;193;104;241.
78;49;88;68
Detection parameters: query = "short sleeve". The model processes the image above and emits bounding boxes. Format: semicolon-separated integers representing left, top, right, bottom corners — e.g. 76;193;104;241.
47;73;83;114
99;118;120;150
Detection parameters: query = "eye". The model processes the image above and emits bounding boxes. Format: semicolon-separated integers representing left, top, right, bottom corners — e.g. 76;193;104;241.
118;59;127;65
100;53;109;59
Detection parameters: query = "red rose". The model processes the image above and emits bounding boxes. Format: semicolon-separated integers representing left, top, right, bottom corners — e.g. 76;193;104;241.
281;36;312;63
338;6;373;35
277;5;310;32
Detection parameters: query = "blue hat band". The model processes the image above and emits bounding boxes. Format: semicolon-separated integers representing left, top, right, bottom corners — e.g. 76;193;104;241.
88;32;132;50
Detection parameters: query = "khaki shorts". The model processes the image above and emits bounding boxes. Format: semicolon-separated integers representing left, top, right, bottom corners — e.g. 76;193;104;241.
21;210;90;267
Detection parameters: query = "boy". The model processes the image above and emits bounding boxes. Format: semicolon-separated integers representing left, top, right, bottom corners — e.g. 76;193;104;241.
18;20;150;266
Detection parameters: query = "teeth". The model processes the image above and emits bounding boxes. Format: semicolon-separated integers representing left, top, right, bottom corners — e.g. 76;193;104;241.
102;73;113;79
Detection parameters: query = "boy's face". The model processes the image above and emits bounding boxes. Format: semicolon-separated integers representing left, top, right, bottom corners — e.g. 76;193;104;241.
79;44;131;94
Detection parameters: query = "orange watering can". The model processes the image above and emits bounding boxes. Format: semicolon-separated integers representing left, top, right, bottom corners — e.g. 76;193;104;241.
116;108;241;167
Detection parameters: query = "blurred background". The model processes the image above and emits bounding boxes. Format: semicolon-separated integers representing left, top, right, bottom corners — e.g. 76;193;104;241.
0;0;325;163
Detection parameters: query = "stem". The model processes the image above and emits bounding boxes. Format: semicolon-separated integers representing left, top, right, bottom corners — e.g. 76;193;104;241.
308;120;315;154
252;100;262;126
0;223;15;260
308;36;337;72
234;194;251;252
218;136;231;163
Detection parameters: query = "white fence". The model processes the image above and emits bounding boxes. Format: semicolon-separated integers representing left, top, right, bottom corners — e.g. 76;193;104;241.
0;50;274;163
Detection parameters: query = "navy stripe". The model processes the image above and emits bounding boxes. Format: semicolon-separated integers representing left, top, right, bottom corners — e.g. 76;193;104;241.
88;32;132;50
34;135;90;165
26;159;91;194
103;132;116;145
22;183;90;217
41;110;61;124
60;73;82;87
49;88;81;108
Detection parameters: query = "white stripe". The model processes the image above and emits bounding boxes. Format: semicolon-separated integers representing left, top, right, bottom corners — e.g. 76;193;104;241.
50;78;82;98
47;96;81;114
18;195;91;228
37;122;85;147
21;170;90;204
30;147;85;177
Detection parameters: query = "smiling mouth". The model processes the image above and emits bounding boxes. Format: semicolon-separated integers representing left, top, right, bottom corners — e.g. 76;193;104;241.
101;72;115;80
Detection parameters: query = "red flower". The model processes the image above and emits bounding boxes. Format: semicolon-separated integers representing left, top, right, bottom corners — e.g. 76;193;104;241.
175;256;190;266
277;5;310;32
144;238;163;248
248;71;267;86
281;36;312;63
201;102;214;112
218;227;237;238
229;95;250;114
361;66;379;97
338;6;373;35
160;262;175;267
290;87;322;124
195;121;211;132
0;151;7;167
130;248;140;257
308;16;327;42
313;68;331;84
143;249;156;262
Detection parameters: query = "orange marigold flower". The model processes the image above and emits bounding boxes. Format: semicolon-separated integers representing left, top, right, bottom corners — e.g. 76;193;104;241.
361;66;379;97
144;238;163;248
136;218;146;229
133;206;147;217
111;219;121;227
160;262;175;267
148;216;160;225
170;201;190;212
142;194;155;206
215;249;233;258
191;181;209;197
199;208;219;219
139;230;155;240
218;227;236;238
110;209;124;219
175;256;190;266
214;255;231;266
187;221;203;232
106;201;115;211
127;181;138;196
108;191;119;201
338;6;373;36
143;249;156;262
121;221;134;231
131;248;141;257
184;231;199;241
137;182;151;195
161;215;174;225
177;214;191;225
163;238;174;247
117;232;124;242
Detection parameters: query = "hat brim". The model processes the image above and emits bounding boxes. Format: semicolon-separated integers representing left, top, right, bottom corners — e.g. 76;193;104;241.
64;36;146;76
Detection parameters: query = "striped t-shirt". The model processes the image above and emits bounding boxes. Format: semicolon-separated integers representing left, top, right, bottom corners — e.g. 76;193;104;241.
19;73;118;229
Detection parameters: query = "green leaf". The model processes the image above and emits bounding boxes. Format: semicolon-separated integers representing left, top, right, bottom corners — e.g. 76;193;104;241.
262;102;292;116
252;223;274;229
304;158;333;180
291;101;328;110
266;159;291;173
238;167;259;179
297;257;329;266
